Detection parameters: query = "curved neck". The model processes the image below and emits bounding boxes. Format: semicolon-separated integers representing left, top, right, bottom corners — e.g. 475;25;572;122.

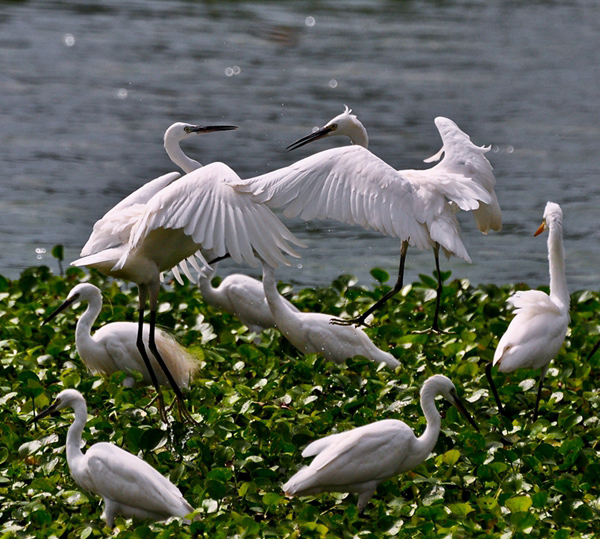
416;382;442;457
262;264;294;319
348;125;369;148
198;265;219;302
548;221;569;310
66;399;88;466
75;295;102;350
164;138;202;174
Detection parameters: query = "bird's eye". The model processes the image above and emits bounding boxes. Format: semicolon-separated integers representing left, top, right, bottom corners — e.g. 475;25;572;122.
330;123;338;131
183;126;192;134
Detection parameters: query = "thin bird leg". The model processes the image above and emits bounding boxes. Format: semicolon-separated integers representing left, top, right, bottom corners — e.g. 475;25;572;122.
207;253;231;265
148;309;196;424
331;240;409;327
485;362;506;417
413;243;449;334
586;339;600;362
532;365;549;422
135;286;169;424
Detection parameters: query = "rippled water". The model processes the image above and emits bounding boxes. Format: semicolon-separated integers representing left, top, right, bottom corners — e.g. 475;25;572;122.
2;0;599;293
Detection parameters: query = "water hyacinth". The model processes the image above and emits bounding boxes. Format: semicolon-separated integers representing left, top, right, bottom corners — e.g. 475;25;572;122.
0;261;598;538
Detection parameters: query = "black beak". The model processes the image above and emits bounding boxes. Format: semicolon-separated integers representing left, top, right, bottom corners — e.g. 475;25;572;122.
452;395;480;432
28;400;59;425
186;125;238;134
43;295;79;326
287;125;334;151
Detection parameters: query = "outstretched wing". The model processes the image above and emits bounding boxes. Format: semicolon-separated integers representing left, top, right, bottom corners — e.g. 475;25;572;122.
423;117;501;233
127;162;305;269
81;172;181;256
241;146;434;252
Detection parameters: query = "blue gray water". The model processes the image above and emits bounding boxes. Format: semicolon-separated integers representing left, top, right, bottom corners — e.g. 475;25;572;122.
2;0;599;292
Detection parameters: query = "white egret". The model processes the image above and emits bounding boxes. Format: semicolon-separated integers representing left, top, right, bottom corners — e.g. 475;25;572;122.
31;389;194;528
283;374;478;512
241;107;501;330
72;124;305;422
262;263;400;369
43;283;198;389
486;202;569;421
198;263;299;335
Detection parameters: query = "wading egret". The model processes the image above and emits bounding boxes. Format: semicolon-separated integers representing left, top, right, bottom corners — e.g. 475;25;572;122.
198;263;299;335
72;124;305;422
283;374;478;512
486;202;569;421
43;283;198;389
262;263;400;369
241;107;501;330
31;389;194;528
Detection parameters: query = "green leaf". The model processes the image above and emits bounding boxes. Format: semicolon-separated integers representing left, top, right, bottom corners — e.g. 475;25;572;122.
506;495;533;513
448;503;474;517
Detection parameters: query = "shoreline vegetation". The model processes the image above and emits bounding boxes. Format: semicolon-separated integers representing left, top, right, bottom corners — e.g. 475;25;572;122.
1;255;599;538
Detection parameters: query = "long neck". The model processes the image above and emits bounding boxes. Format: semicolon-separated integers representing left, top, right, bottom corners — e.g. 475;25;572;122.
164;138;202;174
65;399;88;467
548;221;569;310
261;264;295;320
415;383;442;458
349;125;368;148
198;265;220;304
75;296;102;354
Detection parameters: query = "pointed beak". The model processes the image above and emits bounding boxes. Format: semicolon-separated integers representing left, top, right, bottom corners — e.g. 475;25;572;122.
185;125;238;134
28;400;59;425
287;125;334;151
534;220;547;237
43;295;79;326
452;396;480;432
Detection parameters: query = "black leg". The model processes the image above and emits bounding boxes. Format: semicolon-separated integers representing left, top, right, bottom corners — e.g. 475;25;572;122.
486;362;506;417
331;240;409;327
147;308;196;424
135;286;169;424
532;366;548;422
431;244;444;332
587;339;600;362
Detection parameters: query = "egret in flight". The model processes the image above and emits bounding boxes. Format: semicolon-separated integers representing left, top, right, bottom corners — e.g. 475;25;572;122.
241;107;501;330
283;374;478;512
31;389;194;528
486;202;569;421
73;123;305;422
262;263;400;368
44;283;198;389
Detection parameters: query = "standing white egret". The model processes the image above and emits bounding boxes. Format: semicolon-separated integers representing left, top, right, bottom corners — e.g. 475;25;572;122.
43;283;198;389
72;124;305;422
198;263;299;335
486;202;569;421
31;389;194;528
283;374;478;512
262;263;400;369
241;107;501;330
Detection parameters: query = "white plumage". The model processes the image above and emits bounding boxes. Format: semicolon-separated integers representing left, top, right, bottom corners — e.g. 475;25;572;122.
72;123;304;422
32;389;194;528
198;263;299;335
240;107;501;329
283;374;478;512
486;201;569;420
44;283;198;389
262;263;400;369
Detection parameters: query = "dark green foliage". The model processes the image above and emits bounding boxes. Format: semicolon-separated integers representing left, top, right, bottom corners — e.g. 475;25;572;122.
1;263;599;537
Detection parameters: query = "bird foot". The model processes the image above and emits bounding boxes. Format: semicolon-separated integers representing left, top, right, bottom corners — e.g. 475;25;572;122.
329;316;371;328
176;399;197;425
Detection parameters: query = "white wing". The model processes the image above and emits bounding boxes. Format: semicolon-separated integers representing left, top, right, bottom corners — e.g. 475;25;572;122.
127;162;304;270
424;117;501;233
493;290;569;371
285;420;415;493
241;146;434;252
81;172;181;256
78;443;192;517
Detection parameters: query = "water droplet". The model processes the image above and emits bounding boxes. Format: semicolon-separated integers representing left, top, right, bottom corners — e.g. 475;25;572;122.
297;264;303;269
232;65;241;75
63;33;75;47
117;88;128;99
506;145;514;153
305;16;315;27
225;67;234;77
329;79;338;89
491;145;499;153
35;247;46;260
